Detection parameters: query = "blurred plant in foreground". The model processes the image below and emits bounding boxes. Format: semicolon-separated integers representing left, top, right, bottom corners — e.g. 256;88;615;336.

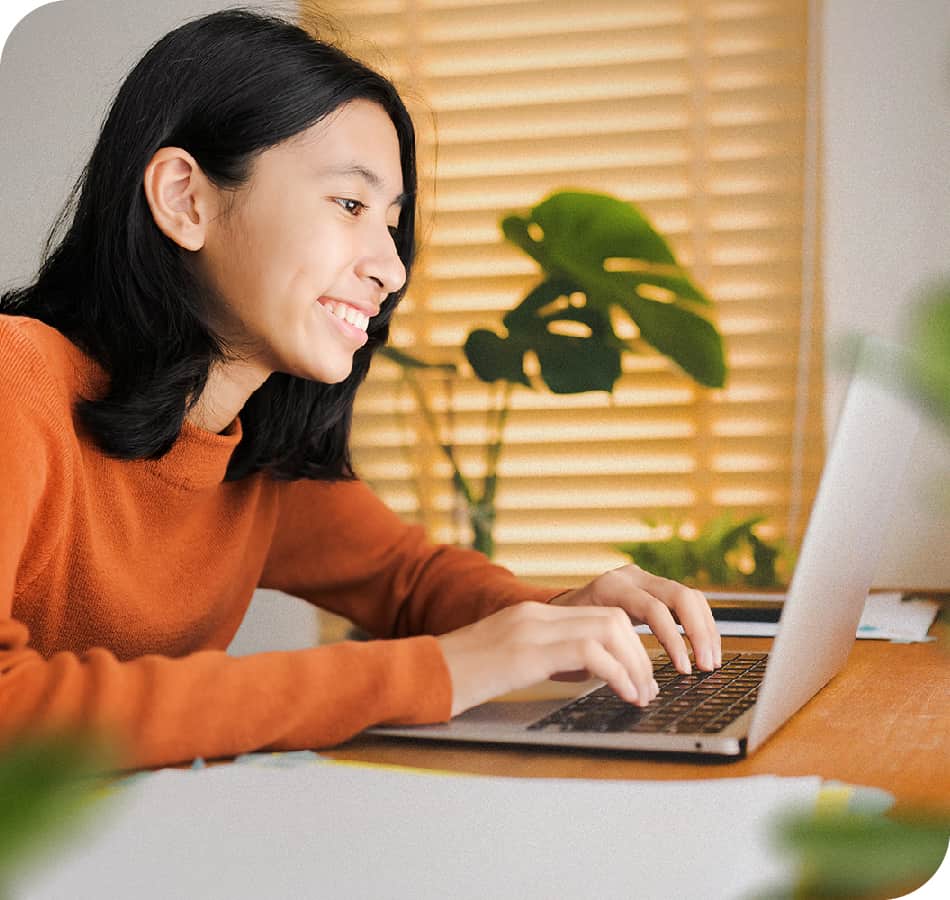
755;809;950;899
762;277;950;897
0;728;118;894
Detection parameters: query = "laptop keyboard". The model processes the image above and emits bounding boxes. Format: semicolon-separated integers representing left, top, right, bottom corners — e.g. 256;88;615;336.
527;651;768;735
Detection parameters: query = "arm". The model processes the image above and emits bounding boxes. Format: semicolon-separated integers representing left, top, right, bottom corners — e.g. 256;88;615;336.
0;327;452;771
259;478;564;638
0;619;450;771
259;478;723;719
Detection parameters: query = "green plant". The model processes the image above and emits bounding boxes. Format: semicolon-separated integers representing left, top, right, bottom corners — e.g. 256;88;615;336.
903;277;950;433
614;514;791;589
382;189;727;557
0;728;117;893
761;277;950;898
756;809;950;899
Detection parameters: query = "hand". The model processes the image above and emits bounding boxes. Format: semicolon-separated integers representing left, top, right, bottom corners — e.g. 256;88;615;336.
436;601;659;717
550;564;722;676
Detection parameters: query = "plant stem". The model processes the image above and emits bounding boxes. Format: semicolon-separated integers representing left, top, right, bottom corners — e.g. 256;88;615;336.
402;368;476;508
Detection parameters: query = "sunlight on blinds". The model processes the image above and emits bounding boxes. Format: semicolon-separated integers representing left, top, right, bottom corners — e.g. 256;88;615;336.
300;0;824;587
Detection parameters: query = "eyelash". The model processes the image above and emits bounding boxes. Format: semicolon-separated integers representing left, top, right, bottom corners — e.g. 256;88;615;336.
335;197;367;216
335;198;399;240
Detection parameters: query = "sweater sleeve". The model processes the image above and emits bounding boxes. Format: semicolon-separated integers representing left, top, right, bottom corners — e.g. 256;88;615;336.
259;478;567;638
0;325;452;771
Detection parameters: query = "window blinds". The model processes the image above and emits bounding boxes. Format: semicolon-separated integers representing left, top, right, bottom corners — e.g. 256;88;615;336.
300;0;824;589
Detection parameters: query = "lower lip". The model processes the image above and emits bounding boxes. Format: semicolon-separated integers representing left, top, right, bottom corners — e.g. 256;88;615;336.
318;301;368;348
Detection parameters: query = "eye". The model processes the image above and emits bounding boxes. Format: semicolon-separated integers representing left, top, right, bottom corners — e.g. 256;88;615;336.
334;197;367;216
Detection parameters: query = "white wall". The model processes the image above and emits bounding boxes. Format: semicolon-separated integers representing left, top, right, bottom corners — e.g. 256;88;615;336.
0;0;320;653
823;0;950;588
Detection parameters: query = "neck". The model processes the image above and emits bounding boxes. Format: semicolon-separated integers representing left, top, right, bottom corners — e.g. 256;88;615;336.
186;359;269;434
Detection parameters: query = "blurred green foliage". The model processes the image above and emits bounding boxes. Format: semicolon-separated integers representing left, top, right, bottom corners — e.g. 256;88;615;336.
0;729;117;890
615;514;791;589
762;277;950;898
757;810;950;899
904;278;950;432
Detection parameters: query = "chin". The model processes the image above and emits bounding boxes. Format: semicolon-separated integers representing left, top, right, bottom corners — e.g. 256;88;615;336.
303;360;354;385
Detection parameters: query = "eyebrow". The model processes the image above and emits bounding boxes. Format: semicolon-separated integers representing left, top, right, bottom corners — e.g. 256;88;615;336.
323;163;410;210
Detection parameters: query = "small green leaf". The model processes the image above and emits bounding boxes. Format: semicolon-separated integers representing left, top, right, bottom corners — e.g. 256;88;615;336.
535;333;622;394
747;535;780;587
463;330;531;386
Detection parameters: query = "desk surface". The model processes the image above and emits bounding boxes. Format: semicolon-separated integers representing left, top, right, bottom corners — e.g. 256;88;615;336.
327;636;950;813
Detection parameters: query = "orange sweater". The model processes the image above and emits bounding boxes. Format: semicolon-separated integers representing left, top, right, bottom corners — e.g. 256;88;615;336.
0;315;561;770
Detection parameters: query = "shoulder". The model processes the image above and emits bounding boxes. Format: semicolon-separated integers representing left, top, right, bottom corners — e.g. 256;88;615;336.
0;315;102;419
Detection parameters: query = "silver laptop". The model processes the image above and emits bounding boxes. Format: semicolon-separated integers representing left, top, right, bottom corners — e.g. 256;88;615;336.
369;337;923;756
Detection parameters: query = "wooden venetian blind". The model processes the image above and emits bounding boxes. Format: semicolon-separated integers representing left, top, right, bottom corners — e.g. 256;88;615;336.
300;0;825;589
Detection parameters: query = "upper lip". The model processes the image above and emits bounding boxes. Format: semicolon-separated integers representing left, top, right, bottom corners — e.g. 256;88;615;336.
319;296;380;318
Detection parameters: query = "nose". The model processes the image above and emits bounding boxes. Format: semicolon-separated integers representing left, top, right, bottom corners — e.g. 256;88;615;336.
356;226;407;298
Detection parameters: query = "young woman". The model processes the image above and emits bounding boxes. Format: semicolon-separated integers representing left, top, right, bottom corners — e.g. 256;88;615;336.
0;9;721;770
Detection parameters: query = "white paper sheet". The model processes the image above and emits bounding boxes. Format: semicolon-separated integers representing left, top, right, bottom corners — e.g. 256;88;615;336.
854;592;941;642
12;762;822;900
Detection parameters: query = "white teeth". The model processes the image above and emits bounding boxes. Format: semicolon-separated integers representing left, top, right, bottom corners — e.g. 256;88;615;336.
324;301;369;332
342;306;368;329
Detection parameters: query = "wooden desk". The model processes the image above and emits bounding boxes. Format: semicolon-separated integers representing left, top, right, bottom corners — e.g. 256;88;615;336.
327;636;950;814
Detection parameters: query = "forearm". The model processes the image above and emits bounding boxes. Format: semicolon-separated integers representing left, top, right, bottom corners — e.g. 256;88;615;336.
0;620;451;771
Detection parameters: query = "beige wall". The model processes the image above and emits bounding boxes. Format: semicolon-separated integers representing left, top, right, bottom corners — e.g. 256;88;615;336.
822;0;950;588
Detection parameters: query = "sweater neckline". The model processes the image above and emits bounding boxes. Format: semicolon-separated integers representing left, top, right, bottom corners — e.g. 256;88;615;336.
142;416;244;490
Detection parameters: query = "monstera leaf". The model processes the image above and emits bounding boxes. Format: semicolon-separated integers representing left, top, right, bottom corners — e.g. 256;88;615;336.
472;190;726;390
465;277;624;393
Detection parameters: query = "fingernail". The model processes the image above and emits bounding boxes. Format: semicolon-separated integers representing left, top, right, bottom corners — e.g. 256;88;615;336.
680;654;692;674
703;650;714;670
651;679;659;699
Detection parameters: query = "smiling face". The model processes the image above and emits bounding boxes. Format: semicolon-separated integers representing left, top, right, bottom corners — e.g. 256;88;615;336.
197;98;408;386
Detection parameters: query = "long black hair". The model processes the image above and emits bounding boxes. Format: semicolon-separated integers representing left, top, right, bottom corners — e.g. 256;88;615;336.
0;6;417;482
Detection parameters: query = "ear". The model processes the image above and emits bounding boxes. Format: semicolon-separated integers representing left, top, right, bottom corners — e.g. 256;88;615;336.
142;147;218;252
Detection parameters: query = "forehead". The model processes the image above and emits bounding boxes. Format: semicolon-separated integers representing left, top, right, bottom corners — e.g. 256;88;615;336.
289;100;404;193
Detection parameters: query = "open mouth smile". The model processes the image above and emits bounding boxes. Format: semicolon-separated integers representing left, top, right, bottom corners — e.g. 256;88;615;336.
317;297;371;346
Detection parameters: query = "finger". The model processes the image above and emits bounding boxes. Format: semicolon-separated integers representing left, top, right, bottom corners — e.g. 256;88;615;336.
692;588;722;667
583;578;693;675
533;613;656;705
545;638;643;705
677;587;721;669
633;593;692;674
629;570;720;670
598;609;658;704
